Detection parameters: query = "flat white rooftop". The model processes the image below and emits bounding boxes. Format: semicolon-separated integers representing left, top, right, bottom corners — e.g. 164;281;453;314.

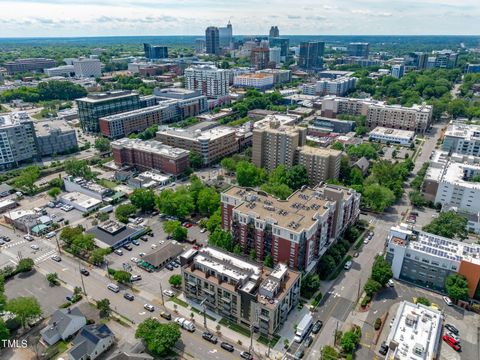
369;126;415;139
386;301;442;360
157;126;236;142
444;121;480;141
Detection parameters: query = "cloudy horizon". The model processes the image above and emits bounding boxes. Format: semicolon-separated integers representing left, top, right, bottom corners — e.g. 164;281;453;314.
0;0;479;37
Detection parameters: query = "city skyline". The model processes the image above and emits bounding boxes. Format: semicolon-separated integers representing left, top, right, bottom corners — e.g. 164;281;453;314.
0;0;479;37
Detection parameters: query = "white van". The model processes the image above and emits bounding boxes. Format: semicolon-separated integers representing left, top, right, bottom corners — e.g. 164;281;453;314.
45;231;56;239
107;283;120;293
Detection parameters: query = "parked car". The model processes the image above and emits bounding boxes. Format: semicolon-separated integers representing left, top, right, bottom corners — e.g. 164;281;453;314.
312;320;323;334
200;228;207;233
51;255;61;262
140;236;149;242
131;274;142;282
240;351;253;360
124;293;135;301
353;252;359;258
31;244;39;250
304;336;313;347
446;331;460;342
80;268;90;276
379;341;388;355
202;332;218;344
294;348;305;359
443;296;453;306
160;311;172;320
363;238;370;244
123;244;133;251
443;334;461;351
220;342;234;352
163;289;175;297
445;323;459;335
24;235;34;241
139;252;146;257
131;257;139;263
132;239;140;246
170;261;179;268
165;264;174;271
387;279;394;287
344;261;353;270
2;237;10;242
144;303;154;312
114;249;123;256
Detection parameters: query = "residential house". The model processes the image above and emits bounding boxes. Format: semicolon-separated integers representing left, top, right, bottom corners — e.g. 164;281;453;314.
40;308;86;346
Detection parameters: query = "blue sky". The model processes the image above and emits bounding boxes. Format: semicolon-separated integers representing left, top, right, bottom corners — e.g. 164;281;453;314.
0;0;479;37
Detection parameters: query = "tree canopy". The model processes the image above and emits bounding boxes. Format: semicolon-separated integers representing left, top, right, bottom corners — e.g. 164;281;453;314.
64;158;94;180
422;211;468;240
6;297;42;328
445;274;469;302
115;204;137;223
130;188;156;212
135;318;181;357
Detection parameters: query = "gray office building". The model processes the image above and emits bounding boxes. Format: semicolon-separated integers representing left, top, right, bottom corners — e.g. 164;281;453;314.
205;27;220;55
299;41;324;71
143;43;169;60
36;128;78;156
347;42;369;58
269;38;290;61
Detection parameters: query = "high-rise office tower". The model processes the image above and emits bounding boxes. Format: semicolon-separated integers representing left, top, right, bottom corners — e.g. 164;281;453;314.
298;41;325;71
219;21;233;48
269;26;279;38
347;42;369;58
269;37;289;62
205;27;220;55
143;43;169;59
391;64;405;79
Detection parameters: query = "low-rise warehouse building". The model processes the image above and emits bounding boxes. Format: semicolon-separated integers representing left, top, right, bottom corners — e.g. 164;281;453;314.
86;220;145;249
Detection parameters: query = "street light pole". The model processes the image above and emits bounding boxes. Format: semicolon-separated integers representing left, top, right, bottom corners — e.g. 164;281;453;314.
159;282;165;306
78;261;87;296
200;298;207;329
54;234;61;254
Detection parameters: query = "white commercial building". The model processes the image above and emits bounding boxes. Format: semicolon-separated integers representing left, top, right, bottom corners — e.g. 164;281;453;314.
44;65;75;77
369;126;415;146
60;192;102;212
302;77;356;97
184;65;229;98
73;58;102;78
384;301;442;360
63;176;112;201
442;121;480;157
233;73;274;90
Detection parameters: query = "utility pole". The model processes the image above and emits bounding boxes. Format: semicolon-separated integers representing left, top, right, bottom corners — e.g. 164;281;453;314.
78;261;87;296
54;233;61;254
333;321;339;346
357;278;361;303
249;324;254;353
159;282;165;306
267;332;271;358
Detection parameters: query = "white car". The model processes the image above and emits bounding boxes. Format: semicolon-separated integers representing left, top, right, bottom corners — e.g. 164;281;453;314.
443;296;453;306
24;235;34;241
144;303;154;312
200;228;207;233
31;244;39;250
131;257;139;263
387;279;394;287
151;244;157;249
163;289;175;297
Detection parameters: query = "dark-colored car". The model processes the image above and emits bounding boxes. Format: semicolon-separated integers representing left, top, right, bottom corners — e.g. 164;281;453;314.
220;342;234;352
148;232;154;237
445;324;459;335
3;237;11;242
140;236;149;242
294;349;305;359
123;293;135;301
240;352;253;360
202;332;218;344
132;239;140;246
160;311;172;320
304;336;313;347
80;268;90;276
123;244;133;251
165;264;174;271
312;320;323;334
379;341;388;355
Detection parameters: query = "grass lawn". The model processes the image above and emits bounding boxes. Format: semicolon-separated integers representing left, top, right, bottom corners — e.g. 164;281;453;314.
258;334;281;347
97;178;117;189
219;318;251;337
170;296;189;308
191;306;216;321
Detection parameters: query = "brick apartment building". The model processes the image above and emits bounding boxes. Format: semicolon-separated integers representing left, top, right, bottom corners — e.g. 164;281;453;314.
111;138;189;176
220;184;360;271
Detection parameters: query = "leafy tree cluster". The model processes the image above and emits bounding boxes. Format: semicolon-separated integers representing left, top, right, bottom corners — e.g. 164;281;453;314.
14;165;41;194
300;273;321;299
208;228;235;252
422;211;468;240
163;220;188;241
231;89;285;118
260;165;309;200
130;188;156;212
94;137;111;152
100;75;155;95
318;239;352;279
445;274;469;302
346;143;379;160
340;325;362;355
128;124;159;140
169;274;182;288
136;318;181;357
363;255;393;301
1;81;87;103
337;114;368;136
115;203;137;223
64;158;94;180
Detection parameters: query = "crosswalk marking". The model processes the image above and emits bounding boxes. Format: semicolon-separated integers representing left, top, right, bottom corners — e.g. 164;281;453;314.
2;240;27;249
34;250;57;264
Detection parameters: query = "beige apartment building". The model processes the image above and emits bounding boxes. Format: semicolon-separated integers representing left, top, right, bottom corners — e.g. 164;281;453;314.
297;146;342;185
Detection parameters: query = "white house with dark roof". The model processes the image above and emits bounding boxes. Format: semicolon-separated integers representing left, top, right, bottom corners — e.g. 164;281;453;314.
40;308;86;346
68;324;114;360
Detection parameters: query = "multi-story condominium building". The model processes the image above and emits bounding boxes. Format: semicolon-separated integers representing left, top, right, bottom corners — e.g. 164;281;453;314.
218;21;233;48
320;96;432;134
181;247;301;334
269;47;281;65
99;102;179;139
297;146;342;186
4;58;56;74
427;50;458;69
368;127;415;146
233;73;274;90
0;112;39;169
269;26;280;38
302;77;356;96
44;65;75;77
252;117;307;171
250;48;270;70
221;184;360;271
76;90;142;133
442;121;480;156
298;42;324;71
111;138;189;176
143;43;168;59
269;38;289;62
36;127;78;156
347;42;369;58
407;52;428;70
384;301;442;360
184;65;229;98
386;223;480;298
154;88;208;117
391;64;405;79
72;58;102;78
205;27;220;55
156;126;239;165
257;69;291;84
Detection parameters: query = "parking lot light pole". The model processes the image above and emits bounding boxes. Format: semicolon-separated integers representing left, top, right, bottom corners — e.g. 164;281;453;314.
159;282;165;306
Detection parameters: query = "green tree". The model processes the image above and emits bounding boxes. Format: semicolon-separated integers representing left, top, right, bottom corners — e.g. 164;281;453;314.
347;143;378;160
156;187;195;218
300;273;321;299
208;228;234;251
130;188;156;212
340;328;361;354
135;318;181;357
46;273;59;286
286;165;309;190
416;297;431;306
15;258;34;273
321;345;338;359
189;151;203;169
115;203;137;223
371;256;393;287
206;209;221;233
197;187;220;216
445;274;469;302
64;159;94;180
249;249;256;261
94;137;111;152
59;225;84;246
97;298;111;318
260;182;292;200
113;270;131;284
263;255;274;268
14;166;41;194
331;141;344;151
363;278;382;296
233;244;242;255
71;233;95;253
362;184;396;212
221;157;237;173
6;297;42;328
47;187;61;199
0;319;9;342
169;274;182;288
163;220;182;234
89;248;110;265
236;161;266;187
422;211;468;240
